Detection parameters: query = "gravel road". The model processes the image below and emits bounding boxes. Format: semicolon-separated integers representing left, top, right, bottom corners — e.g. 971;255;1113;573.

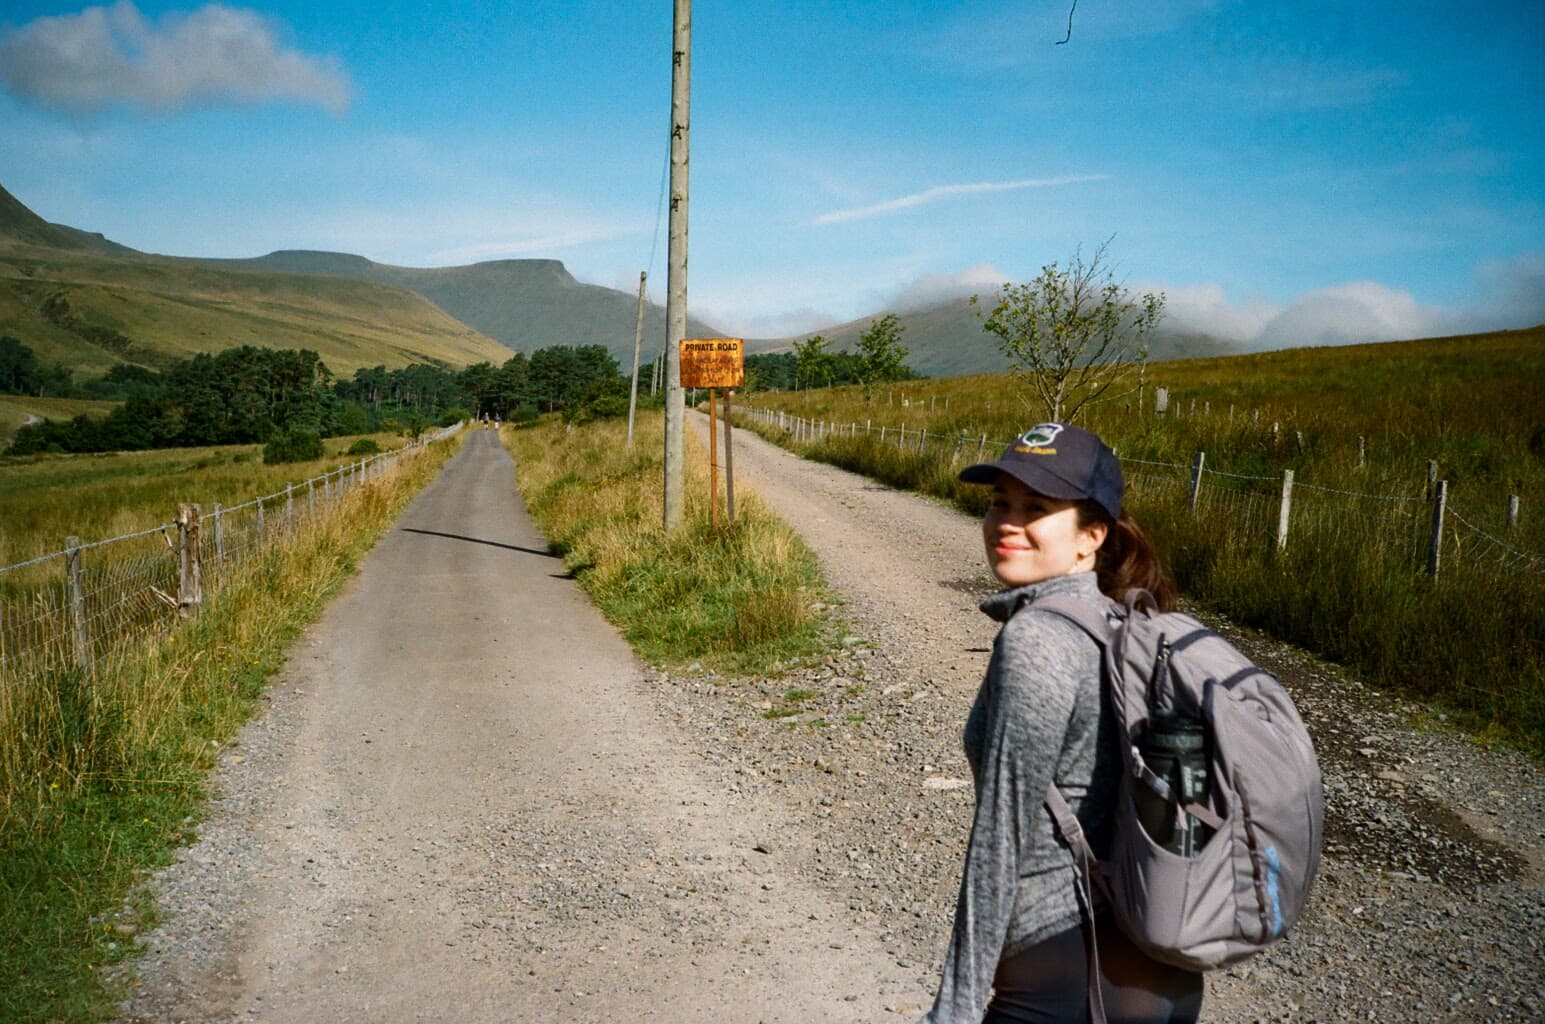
668;413;1543;1023
114;427;928;1022
116;418;1543;1023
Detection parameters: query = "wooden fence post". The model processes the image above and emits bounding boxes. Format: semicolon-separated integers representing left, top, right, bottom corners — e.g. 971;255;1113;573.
1508;495;1520;530
307;478;315;520
285;484;295;537
1428;480;1448;576
1276;470;1294;551
977;434;988;461
1188;451;1206;511
177;504;202;619
1155;387;1170;415
1426;460;1438;499
1357;435;1366;469
65;536;89;673
213;502;224;572
256;498;265;548
723;390;735;523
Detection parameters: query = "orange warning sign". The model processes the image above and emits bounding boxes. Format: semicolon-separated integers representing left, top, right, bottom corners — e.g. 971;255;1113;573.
679;338;745;389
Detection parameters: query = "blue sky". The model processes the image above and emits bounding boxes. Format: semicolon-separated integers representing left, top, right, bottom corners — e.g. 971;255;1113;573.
1;1;1541;348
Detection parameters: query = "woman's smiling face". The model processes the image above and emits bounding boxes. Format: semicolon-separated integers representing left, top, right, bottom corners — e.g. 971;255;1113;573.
982;473;1108;587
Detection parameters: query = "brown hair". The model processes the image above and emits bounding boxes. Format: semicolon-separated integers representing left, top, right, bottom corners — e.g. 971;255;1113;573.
1077;502;1177;612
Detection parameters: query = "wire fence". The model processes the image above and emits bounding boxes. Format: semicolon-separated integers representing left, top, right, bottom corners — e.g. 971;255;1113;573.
0;424;463;689
736;407;1544;582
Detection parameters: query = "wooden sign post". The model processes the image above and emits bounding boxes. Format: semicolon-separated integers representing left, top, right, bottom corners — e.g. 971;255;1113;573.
679;338;745;526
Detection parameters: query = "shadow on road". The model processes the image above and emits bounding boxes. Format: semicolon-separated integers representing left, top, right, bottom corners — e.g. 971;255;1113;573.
400;528;560;561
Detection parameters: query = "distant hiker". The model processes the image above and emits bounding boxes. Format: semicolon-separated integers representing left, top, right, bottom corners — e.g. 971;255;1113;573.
920;423;1203;1024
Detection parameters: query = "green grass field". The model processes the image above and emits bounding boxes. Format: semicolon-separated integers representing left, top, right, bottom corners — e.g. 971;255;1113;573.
0;432;406;568
738;326;1545;754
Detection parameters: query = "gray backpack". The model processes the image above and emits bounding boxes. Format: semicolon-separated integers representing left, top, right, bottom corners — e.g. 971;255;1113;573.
1035;591;1324;1014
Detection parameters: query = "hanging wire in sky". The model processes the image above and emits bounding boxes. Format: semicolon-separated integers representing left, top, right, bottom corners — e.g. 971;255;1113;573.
646;129;670;281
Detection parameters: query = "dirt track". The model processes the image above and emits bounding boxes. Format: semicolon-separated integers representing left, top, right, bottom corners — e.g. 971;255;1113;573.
118;427;928;1022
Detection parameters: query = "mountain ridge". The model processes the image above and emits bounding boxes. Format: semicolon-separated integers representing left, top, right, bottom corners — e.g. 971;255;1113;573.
207;249;726;367
0;188;514;376
752;296;1243;377
2;182;1240;382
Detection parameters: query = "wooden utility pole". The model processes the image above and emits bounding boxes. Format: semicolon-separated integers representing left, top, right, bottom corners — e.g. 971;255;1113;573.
662;0;691;529
627;270;647;448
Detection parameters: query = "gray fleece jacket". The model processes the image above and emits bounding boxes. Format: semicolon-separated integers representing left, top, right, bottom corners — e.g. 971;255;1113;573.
920;571;1120;1024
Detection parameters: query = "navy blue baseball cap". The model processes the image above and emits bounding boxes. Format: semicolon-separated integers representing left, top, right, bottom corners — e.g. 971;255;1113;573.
959;422;1123;521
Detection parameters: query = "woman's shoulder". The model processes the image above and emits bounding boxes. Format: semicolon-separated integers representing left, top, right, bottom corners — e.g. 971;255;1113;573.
995;603;1101;690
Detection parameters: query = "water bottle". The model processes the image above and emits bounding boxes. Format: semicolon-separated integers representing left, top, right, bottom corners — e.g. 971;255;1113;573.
1136;711;1214;856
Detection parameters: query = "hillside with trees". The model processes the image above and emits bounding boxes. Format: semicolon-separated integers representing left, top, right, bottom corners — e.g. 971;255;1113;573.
4;340;630;457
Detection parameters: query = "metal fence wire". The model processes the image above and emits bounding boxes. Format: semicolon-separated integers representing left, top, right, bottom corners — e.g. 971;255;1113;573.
738;407;1544;582
0;425;462;687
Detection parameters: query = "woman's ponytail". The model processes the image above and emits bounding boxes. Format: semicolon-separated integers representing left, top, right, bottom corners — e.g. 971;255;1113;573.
1080;504;1177;611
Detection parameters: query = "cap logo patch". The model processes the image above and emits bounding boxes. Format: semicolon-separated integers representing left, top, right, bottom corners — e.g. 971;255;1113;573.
1014;423;1063;455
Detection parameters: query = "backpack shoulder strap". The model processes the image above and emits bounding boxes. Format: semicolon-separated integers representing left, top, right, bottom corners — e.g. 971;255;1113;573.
1029;594;1118;647
1045;785;1112;1024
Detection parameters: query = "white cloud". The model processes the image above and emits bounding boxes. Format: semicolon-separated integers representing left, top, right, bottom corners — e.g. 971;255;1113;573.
1131;268;1545;351
1252;282;1453;349
1155;283;1279;342
813;176;1109;226
1466;251;1545;331
886;263;1008;312
0;1;351;114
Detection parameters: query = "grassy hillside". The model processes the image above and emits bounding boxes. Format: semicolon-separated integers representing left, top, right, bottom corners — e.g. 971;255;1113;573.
0;184;518;379
222;250;725;367
0;242;516;378
751;295;1242;377
0;183;131;256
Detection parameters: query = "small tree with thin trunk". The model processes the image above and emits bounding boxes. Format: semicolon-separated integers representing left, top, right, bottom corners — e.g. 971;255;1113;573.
792;333;834;391
974;241;1164;423
854;313;910;401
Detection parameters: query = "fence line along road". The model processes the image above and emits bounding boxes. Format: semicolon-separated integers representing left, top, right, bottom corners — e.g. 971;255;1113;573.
0;424;463;688
735;406;1543;582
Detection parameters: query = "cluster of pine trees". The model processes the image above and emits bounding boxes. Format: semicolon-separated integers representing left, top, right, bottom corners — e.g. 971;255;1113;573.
4;341;630;456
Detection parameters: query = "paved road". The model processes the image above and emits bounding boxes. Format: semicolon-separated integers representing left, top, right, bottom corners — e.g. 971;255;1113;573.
122;427;926;1022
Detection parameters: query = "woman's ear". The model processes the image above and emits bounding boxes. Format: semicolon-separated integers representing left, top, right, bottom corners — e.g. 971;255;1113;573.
1079;520;1109;560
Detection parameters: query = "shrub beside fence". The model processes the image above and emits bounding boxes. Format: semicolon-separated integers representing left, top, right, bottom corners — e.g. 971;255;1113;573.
0;424;462;690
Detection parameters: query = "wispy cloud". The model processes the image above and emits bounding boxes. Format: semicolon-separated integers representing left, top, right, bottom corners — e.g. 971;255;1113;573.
0;1;351;114
813;175;1109;226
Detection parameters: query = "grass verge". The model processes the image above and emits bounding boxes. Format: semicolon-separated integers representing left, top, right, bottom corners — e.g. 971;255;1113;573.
0;431;464;1023
501;415;836;676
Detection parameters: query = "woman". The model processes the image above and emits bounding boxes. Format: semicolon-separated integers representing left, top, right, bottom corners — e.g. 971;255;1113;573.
920;422;1202;1024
